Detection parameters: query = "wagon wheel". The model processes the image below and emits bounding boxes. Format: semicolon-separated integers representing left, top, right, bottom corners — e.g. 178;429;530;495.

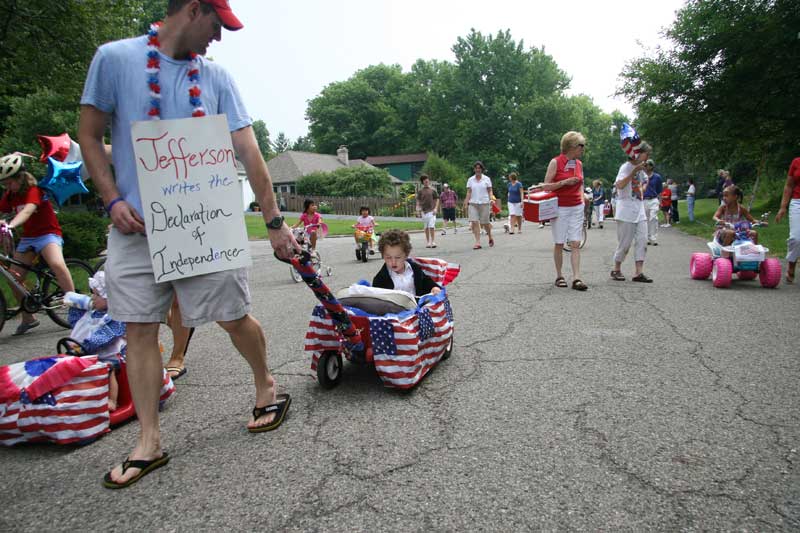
317;351;343;389
441;332;454;361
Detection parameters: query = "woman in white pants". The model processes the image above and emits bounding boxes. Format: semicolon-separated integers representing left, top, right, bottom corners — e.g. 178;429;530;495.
610;143;653;282
776;157;800;283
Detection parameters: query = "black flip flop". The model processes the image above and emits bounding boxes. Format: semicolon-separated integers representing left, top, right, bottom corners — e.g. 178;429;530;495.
165;367;187;380
102;453;170;489
248;393;291;433
554;277;568;288
632;273;654;283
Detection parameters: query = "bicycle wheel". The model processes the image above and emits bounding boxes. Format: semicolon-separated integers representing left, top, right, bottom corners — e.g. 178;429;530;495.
0;290;6;334
42;258;94;328
93;256;107;273
563;226;587;253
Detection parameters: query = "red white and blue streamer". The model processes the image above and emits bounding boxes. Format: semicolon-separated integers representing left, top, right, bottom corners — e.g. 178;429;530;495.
146;22;205;120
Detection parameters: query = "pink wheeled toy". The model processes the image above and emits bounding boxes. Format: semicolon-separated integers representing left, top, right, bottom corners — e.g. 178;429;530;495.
689;215;781;288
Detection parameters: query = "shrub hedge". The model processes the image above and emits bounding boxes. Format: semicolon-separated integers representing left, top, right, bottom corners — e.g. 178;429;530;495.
58;210;108;260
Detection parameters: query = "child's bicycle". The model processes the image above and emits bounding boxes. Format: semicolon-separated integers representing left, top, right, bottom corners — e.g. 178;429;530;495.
689;213;780;288
290;224;332;283
0;227;94;333
353;223;376;263
563;225;587;252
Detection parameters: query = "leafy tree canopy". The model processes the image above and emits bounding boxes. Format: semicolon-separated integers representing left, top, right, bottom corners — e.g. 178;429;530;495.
619;0;800;188
306;29;627;185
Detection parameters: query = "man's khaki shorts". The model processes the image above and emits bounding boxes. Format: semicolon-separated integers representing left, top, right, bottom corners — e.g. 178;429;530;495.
105;228;251;327
468;203;491;224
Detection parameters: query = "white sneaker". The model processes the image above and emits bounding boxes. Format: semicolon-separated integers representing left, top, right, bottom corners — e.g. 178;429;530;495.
661;223;671;228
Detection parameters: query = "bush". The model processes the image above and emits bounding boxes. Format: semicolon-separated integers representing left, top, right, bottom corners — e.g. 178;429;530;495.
58;210;108;260
317;201;333;214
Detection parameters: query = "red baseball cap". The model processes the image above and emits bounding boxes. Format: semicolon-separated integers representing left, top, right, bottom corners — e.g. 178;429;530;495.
202;0;244;31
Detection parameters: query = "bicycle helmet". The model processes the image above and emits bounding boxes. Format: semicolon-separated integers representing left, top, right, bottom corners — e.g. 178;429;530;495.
0;153;24;181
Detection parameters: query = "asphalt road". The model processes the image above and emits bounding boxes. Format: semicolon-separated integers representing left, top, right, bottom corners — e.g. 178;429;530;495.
1;220;798;531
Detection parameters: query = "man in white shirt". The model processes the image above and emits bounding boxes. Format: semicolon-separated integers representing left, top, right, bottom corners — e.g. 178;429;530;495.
463;161;494;249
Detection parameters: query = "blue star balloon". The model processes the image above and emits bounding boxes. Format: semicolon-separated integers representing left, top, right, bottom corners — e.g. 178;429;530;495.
38;157;89;206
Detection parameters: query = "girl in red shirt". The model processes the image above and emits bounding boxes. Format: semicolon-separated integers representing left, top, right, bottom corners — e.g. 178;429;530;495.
0;153;74;335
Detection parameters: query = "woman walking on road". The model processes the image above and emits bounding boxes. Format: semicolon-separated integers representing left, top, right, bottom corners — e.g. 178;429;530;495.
541;131;588;291
464;161;494;250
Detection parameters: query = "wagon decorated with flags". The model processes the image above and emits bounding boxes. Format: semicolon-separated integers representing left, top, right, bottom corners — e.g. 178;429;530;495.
289;252;459;389
0;355;175;446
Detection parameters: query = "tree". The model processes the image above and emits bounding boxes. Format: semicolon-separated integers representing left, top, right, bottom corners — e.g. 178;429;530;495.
251;120;272;161
303;29;624;185
0;1;163;139
306;64;409;159
291;135;316;152
421;153;466;198
272;132;290;153
296;166;393;197
619;0;800;187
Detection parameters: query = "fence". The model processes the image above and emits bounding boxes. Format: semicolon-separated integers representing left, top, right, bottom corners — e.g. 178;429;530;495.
282;195;413;216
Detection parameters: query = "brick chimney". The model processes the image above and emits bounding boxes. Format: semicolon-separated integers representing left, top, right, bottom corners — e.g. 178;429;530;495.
337;145;349;166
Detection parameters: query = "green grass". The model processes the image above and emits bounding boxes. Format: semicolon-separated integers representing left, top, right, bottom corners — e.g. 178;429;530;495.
674;198;788;257
245;215;425;240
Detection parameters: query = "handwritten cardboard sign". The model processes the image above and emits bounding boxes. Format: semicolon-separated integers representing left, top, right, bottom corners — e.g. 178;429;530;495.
132;114;251;283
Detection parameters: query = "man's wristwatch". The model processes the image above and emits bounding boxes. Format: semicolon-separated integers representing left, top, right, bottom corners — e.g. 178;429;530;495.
265;215;284;230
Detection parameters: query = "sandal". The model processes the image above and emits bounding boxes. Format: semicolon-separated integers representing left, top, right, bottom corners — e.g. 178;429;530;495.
13;320;40;336
554;277;568;288
102;453;170;489
473;244;482;250
572;279;588;291
610;271;625;281
165;367;187;380
632;273;654;283
248;393;291;433
489;238;495;247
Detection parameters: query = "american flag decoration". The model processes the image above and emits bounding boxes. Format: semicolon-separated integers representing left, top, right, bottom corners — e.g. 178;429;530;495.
412;256;461;286
0;355;175;446
0;356;109;446
305;257;459;389
620;122;642;158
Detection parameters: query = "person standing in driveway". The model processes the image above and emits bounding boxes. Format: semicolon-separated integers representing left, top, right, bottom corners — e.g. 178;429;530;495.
416;174;439;248
642;159;663;245
439;183;458;235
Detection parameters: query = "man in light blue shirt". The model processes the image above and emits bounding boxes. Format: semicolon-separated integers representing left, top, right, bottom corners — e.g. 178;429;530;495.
79;0;299;489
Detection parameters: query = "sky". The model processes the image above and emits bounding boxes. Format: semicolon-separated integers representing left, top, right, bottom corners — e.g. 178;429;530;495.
210;0;687;143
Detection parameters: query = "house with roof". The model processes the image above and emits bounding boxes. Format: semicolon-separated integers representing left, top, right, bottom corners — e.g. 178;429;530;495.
365;152;428;182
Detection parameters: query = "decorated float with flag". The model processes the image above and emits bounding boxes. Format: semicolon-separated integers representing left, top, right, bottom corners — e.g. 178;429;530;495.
0;354;175;446
293;252;459;390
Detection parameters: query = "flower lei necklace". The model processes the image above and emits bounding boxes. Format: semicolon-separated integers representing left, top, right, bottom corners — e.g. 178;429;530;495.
146;22;205;120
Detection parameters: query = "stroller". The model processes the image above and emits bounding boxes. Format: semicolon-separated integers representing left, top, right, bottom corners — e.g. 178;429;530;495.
285;251;459;390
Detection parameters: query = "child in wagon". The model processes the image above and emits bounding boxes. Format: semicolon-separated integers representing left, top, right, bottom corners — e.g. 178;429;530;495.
65;271;126;410
372;230;441;298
